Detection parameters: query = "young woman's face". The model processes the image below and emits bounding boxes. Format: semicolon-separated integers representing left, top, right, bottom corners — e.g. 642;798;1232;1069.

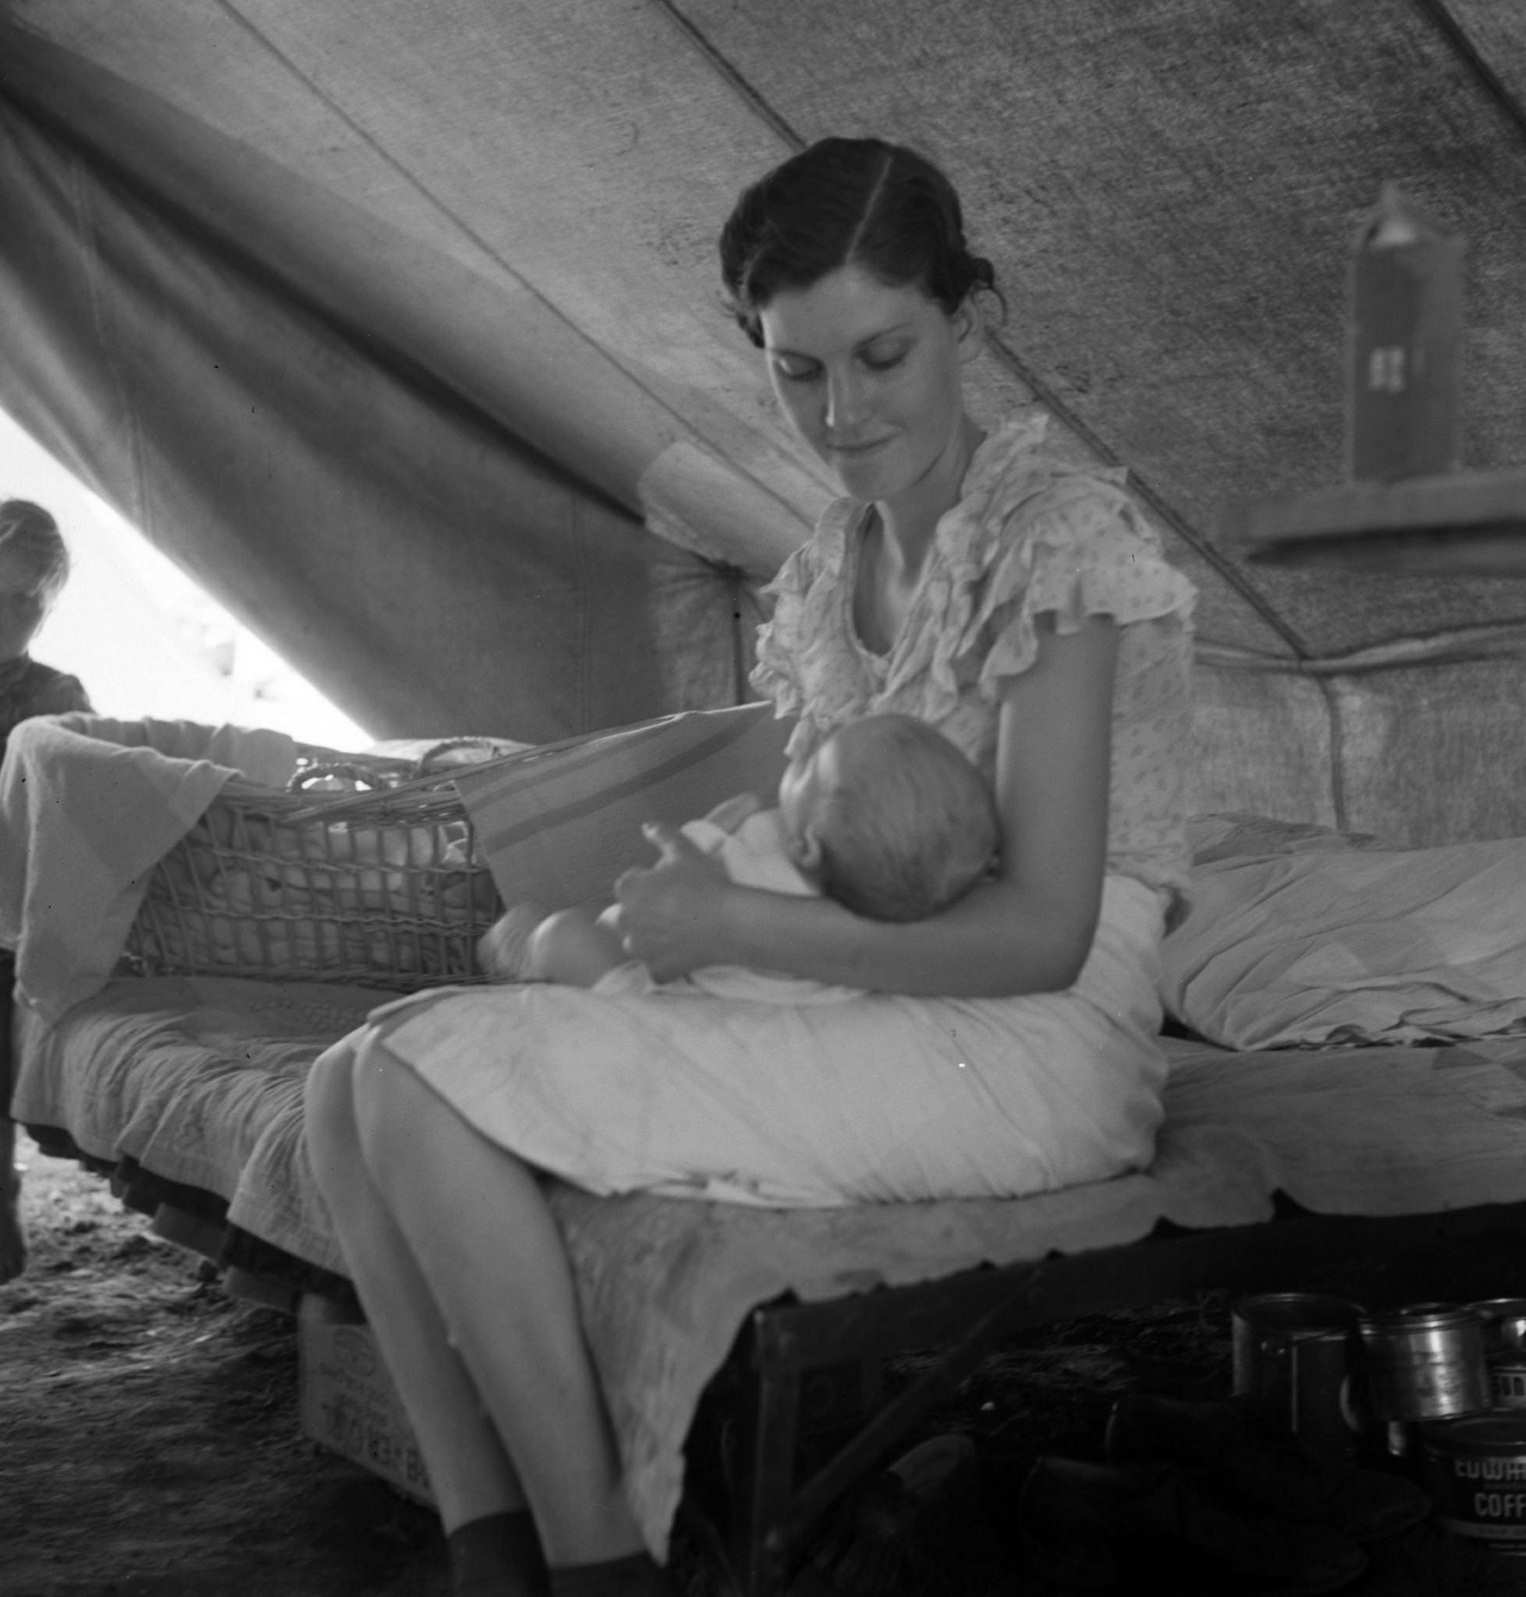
758;264;977;504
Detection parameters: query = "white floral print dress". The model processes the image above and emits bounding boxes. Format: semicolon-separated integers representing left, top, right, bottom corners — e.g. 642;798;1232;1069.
752;409;1197;903
342;410;1198;1209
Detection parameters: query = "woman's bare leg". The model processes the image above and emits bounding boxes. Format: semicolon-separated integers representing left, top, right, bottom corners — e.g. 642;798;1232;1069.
345;1027;650;1569
305;1041;529;1532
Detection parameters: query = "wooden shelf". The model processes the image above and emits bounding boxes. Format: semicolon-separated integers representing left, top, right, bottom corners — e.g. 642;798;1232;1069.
1223;466;1526;575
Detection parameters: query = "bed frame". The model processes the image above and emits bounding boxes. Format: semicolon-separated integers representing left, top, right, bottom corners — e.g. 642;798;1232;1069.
686;1195;1526;1596
15;1029;1526;1597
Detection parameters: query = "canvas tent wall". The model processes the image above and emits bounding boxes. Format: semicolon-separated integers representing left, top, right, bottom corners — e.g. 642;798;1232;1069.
2;0;1525;844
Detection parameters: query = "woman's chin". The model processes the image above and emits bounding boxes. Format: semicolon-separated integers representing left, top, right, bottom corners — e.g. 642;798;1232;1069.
827;448;903;499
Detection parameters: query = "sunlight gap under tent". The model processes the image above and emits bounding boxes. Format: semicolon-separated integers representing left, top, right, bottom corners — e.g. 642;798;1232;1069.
0;410;370;753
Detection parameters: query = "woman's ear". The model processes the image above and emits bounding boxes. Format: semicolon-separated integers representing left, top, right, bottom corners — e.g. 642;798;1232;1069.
954;296;984;364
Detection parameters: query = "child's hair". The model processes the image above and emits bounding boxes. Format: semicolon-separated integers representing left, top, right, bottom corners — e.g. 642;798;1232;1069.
809;714;1000;922
718;136;1004;348
0;500;70;610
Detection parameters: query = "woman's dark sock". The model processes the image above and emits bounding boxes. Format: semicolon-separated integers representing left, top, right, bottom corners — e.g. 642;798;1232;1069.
548;1550;673;1596
448;1509;549;1597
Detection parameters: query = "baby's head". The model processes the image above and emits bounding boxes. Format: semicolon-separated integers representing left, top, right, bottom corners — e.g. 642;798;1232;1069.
0;500;70;663
777;714;999;922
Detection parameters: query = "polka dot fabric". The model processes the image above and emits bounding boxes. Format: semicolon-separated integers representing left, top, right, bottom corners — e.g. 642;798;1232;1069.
751;410;1198;898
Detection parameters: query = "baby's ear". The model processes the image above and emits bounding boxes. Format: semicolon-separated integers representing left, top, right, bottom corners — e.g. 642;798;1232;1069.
787;821;824;875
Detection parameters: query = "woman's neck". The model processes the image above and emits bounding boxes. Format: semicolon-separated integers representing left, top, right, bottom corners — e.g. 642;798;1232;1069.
873;413;983;579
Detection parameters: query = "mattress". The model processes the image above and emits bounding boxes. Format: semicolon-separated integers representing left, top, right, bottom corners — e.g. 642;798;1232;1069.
15;975;1526;1554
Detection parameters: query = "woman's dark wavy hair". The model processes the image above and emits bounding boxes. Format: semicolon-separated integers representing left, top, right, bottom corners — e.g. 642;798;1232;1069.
719;137;1003;347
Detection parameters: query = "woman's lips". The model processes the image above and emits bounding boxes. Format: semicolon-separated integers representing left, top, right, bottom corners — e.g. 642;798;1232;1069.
828;437;893;457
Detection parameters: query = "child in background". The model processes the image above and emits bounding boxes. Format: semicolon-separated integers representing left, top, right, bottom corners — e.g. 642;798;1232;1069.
477;711;1001;1000
0;499;94;1283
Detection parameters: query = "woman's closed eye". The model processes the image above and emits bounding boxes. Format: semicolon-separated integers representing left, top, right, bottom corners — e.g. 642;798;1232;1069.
772;346;908;384
772;357;819;384
861;345;908;373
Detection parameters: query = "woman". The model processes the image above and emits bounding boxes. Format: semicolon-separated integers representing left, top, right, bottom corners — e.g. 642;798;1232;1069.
305;137;1195;1597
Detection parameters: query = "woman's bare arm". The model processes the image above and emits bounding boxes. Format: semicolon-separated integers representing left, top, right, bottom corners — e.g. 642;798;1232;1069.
616;615;1118;998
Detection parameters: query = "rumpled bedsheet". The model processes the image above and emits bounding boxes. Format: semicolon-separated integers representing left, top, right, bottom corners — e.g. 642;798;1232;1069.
15;977;1526;1558
1161;836;1526;1049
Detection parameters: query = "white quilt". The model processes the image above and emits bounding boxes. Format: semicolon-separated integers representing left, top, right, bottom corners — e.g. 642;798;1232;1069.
16;978;1526;1559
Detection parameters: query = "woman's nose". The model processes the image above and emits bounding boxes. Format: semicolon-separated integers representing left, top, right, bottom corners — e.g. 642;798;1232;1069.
824;368;866;432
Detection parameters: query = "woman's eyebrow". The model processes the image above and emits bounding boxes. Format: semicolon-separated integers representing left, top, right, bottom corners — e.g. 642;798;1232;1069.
767;321;916;358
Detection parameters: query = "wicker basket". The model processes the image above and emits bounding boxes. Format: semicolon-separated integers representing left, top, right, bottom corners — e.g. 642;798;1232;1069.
120;748;507;991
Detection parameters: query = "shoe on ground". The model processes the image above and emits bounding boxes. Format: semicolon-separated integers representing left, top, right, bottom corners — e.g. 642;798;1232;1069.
1105;1391;1431;1541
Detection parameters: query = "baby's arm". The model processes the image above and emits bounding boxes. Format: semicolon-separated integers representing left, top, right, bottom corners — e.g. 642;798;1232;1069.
698;791;764;832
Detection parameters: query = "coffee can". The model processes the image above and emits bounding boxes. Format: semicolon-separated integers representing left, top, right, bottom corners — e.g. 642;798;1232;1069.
1471;1298;1526;1358
1421;1413;1526;1555
1360;1303;1491;1421
1232;1292;1367;1458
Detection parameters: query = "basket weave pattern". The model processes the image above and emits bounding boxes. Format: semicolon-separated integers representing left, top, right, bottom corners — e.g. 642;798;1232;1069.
121;767;504;991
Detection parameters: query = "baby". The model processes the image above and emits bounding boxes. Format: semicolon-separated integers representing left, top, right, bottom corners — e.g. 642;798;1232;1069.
476;712;1000;1000
0;500;93;1284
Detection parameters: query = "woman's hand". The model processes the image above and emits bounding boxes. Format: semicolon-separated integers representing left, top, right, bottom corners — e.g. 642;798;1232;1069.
611;824;734;981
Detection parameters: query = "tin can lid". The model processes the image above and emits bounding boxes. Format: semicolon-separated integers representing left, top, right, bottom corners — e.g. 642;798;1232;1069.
1234;1292;1365;1329
1362;1306;1481;1334
1420;1413;1526;1450
1471;1298;1526;1319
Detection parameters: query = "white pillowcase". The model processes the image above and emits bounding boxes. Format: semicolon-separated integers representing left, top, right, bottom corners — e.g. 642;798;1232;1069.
1162;833;1526;1049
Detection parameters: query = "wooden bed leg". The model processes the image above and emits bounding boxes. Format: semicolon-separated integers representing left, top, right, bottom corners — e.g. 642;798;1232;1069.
0;1113;21;1284
732;1314;804;1597
0;951;23;1284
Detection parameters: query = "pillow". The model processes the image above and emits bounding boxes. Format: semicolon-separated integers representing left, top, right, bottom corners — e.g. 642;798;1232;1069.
1187;810;1380;867
1162;831;1526;1050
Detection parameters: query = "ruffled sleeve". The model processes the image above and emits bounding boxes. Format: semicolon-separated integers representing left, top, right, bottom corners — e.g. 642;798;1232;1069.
962;474;1196;702
747;543;814;720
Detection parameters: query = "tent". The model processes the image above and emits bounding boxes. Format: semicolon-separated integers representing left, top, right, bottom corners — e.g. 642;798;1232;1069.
2;0;1525;845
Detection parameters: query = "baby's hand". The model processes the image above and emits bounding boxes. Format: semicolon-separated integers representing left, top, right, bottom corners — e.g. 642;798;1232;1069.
699;791;763;834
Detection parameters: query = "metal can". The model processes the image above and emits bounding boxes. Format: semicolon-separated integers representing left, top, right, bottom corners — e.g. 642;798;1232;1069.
1360;1304;1491;1421
1471;1298;1526;1358
1491;1359;1526;1410
1421;1413;1526;1554
1232;1292;1367;1459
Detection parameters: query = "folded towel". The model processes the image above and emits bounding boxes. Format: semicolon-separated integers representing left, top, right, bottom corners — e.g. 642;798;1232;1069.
0;716;299;1023
453;701;792;912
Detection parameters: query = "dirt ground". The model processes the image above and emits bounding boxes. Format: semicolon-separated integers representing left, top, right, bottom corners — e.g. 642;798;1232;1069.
4;1133;1526;1597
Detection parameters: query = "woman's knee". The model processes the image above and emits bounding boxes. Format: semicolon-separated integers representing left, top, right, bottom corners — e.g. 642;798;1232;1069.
304;1039;366;1171
348;1033;447;1171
